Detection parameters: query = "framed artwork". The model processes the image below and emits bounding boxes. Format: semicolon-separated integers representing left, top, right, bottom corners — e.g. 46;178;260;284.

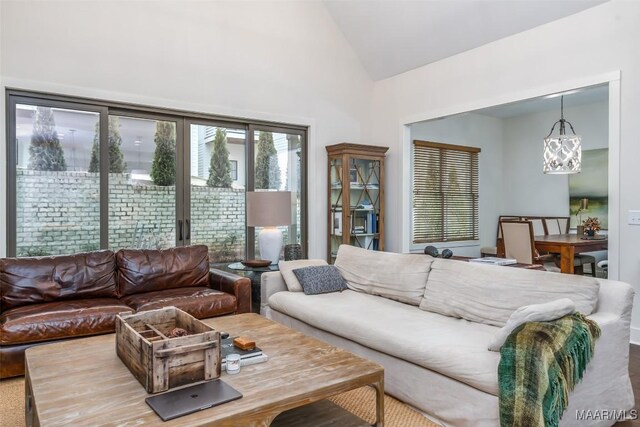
569;148;608;229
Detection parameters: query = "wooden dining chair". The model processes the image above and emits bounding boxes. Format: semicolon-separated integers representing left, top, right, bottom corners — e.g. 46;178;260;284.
521;217;546;236
481;215;521;257
543;217;596;277
500;220;559;271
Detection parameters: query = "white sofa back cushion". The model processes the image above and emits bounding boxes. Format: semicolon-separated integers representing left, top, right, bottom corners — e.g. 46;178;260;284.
279;259;328;292
334;245;433;306
420;259;599;327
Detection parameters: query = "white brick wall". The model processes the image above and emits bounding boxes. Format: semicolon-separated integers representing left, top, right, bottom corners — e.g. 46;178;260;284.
16;171;245;259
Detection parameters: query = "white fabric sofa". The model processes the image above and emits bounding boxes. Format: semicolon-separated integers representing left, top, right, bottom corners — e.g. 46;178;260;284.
261;246;635;427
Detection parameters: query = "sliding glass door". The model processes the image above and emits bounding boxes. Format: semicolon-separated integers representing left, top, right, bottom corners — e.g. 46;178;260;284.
107;114;181;250
8;98;105;256
6;91;307;260
250;126;305;259
186;121;247;261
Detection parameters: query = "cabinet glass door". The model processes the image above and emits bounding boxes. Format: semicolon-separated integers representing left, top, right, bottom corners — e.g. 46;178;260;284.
329;156;344;261
348;157;381;251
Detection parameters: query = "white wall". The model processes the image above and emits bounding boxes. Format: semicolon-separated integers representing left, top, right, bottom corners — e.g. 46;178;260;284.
410;113;504;256
372;0;640;341
502;101;608;216
0;0;374;259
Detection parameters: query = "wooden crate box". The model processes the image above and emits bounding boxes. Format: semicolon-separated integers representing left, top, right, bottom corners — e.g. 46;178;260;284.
116;306;221;393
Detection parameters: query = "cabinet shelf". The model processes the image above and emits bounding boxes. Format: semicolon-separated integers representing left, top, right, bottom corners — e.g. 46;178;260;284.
327;143;388;263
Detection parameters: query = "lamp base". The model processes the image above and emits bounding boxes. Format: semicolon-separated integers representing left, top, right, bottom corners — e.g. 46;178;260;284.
257;227;283;265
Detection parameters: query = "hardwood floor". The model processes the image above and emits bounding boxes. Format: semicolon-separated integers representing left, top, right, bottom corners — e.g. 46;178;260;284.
616;344;639;426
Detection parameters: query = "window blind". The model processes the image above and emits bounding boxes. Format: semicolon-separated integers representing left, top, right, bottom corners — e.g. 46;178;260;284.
412;140;480;244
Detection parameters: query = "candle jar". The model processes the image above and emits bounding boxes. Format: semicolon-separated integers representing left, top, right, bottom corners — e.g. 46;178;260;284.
226;353;241;375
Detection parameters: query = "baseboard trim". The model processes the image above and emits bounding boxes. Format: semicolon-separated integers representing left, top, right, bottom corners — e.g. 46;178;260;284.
631;327;640;345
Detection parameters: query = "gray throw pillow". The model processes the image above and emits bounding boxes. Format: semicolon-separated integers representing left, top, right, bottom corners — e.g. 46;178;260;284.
292;265;348;295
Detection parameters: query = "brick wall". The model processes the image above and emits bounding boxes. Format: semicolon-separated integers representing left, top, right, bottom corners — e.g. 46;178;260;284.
16;170;245;260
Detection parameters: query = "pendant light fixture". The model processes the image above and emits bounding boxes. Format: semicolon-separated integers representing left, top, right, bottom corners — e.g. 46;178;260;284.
543;95;581;174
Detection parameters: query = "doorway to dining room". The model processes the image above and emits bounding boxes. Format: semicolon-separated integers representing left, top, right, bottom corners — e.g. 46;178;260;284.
406;82;614;278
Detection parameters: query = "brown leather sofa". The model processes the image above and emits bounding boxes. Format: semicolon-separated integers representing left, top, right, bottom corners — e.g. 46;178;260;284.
0;245;250;378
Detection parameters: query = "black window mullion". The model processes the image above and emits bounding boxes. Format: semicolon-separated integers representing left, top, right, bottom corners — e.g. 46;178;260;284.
98;107;109;249
6;95;18;257
176;117;186;247
246;125;256;260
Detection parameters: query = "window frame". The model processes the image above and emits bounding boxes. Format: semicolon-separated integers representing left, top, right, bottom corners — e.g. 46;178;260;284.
411;139;481;246
5;89;308;259
230;160;238;181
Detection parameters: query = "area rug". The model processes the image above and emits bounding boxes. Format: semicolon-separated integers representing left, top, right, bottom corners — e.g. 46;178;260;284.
0;378;437;426
328;385;438;427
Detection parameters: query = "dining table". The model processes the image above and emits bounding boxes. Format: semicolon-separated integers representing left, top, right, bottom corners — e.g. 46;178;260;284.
533;234;608;274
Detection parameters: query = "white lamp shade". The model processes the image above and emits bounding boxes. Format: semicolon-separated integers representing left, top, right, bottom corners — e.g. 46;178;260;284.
543;134;582;174
246;191;292;227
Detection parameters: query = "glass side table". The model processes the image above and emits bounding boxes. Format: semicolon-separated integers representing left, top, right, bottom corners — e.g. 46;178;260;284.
227;262;280;273
211;262;279;314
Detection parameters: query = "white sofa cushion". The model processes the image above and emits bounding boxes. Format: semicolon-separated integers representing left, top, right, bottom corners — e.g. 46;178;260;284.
334;245;433;306
278;259;328;292
487;298;576;351
420;259;599;327
268;289;502;395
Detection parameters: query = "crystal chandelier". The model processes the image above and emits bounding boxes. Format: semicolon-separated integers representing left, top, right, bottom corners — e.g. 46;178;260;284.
543;95;581;174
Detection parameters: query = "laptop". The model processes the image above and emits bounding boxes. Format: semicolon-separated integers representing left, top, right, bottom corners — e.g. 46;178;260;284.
145;379;243;421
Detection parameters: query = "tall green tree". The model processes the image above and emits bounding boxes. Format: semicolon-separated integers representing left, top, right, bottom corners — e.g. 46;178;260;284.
88;122;100;173
28;107;67;171
207;128;233;188
88;118;127;173
255;131;280;190
150;121;176;186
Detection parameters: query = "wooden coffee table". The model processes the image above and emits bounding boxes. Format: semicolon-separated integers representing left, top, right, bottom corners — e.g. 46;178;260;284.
25;313;384;426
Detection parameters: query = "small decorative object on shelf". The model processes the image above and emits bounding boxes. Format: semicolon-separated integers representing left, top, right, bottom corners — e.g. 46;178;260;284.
582;217;601;237
284;244;303;261
326;143;388;262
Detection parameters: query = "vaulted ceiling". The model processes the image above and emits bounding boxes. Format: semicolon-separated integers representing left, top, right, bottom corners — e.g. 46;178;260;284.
323;0;608;80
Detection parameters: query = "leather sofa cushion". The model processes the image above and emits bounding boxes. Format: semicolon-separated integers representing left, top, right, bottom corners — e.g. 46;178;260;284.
0;251;117;312
121;287;237;319
116;245;210;296
0;298;132;345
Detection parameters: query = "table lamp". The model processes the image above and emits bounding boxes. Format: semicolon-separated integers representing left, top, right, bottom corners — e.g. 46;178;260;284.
246;191;292;265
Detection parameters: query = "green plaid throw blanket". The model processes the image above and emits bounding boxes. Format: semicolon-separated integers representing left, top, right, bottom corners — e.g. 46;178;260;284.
498;313;601;427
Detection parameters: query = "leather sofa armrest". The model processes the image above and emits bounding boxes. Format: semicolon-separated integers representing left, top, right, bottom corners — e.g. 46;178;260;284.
209;269;251;314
